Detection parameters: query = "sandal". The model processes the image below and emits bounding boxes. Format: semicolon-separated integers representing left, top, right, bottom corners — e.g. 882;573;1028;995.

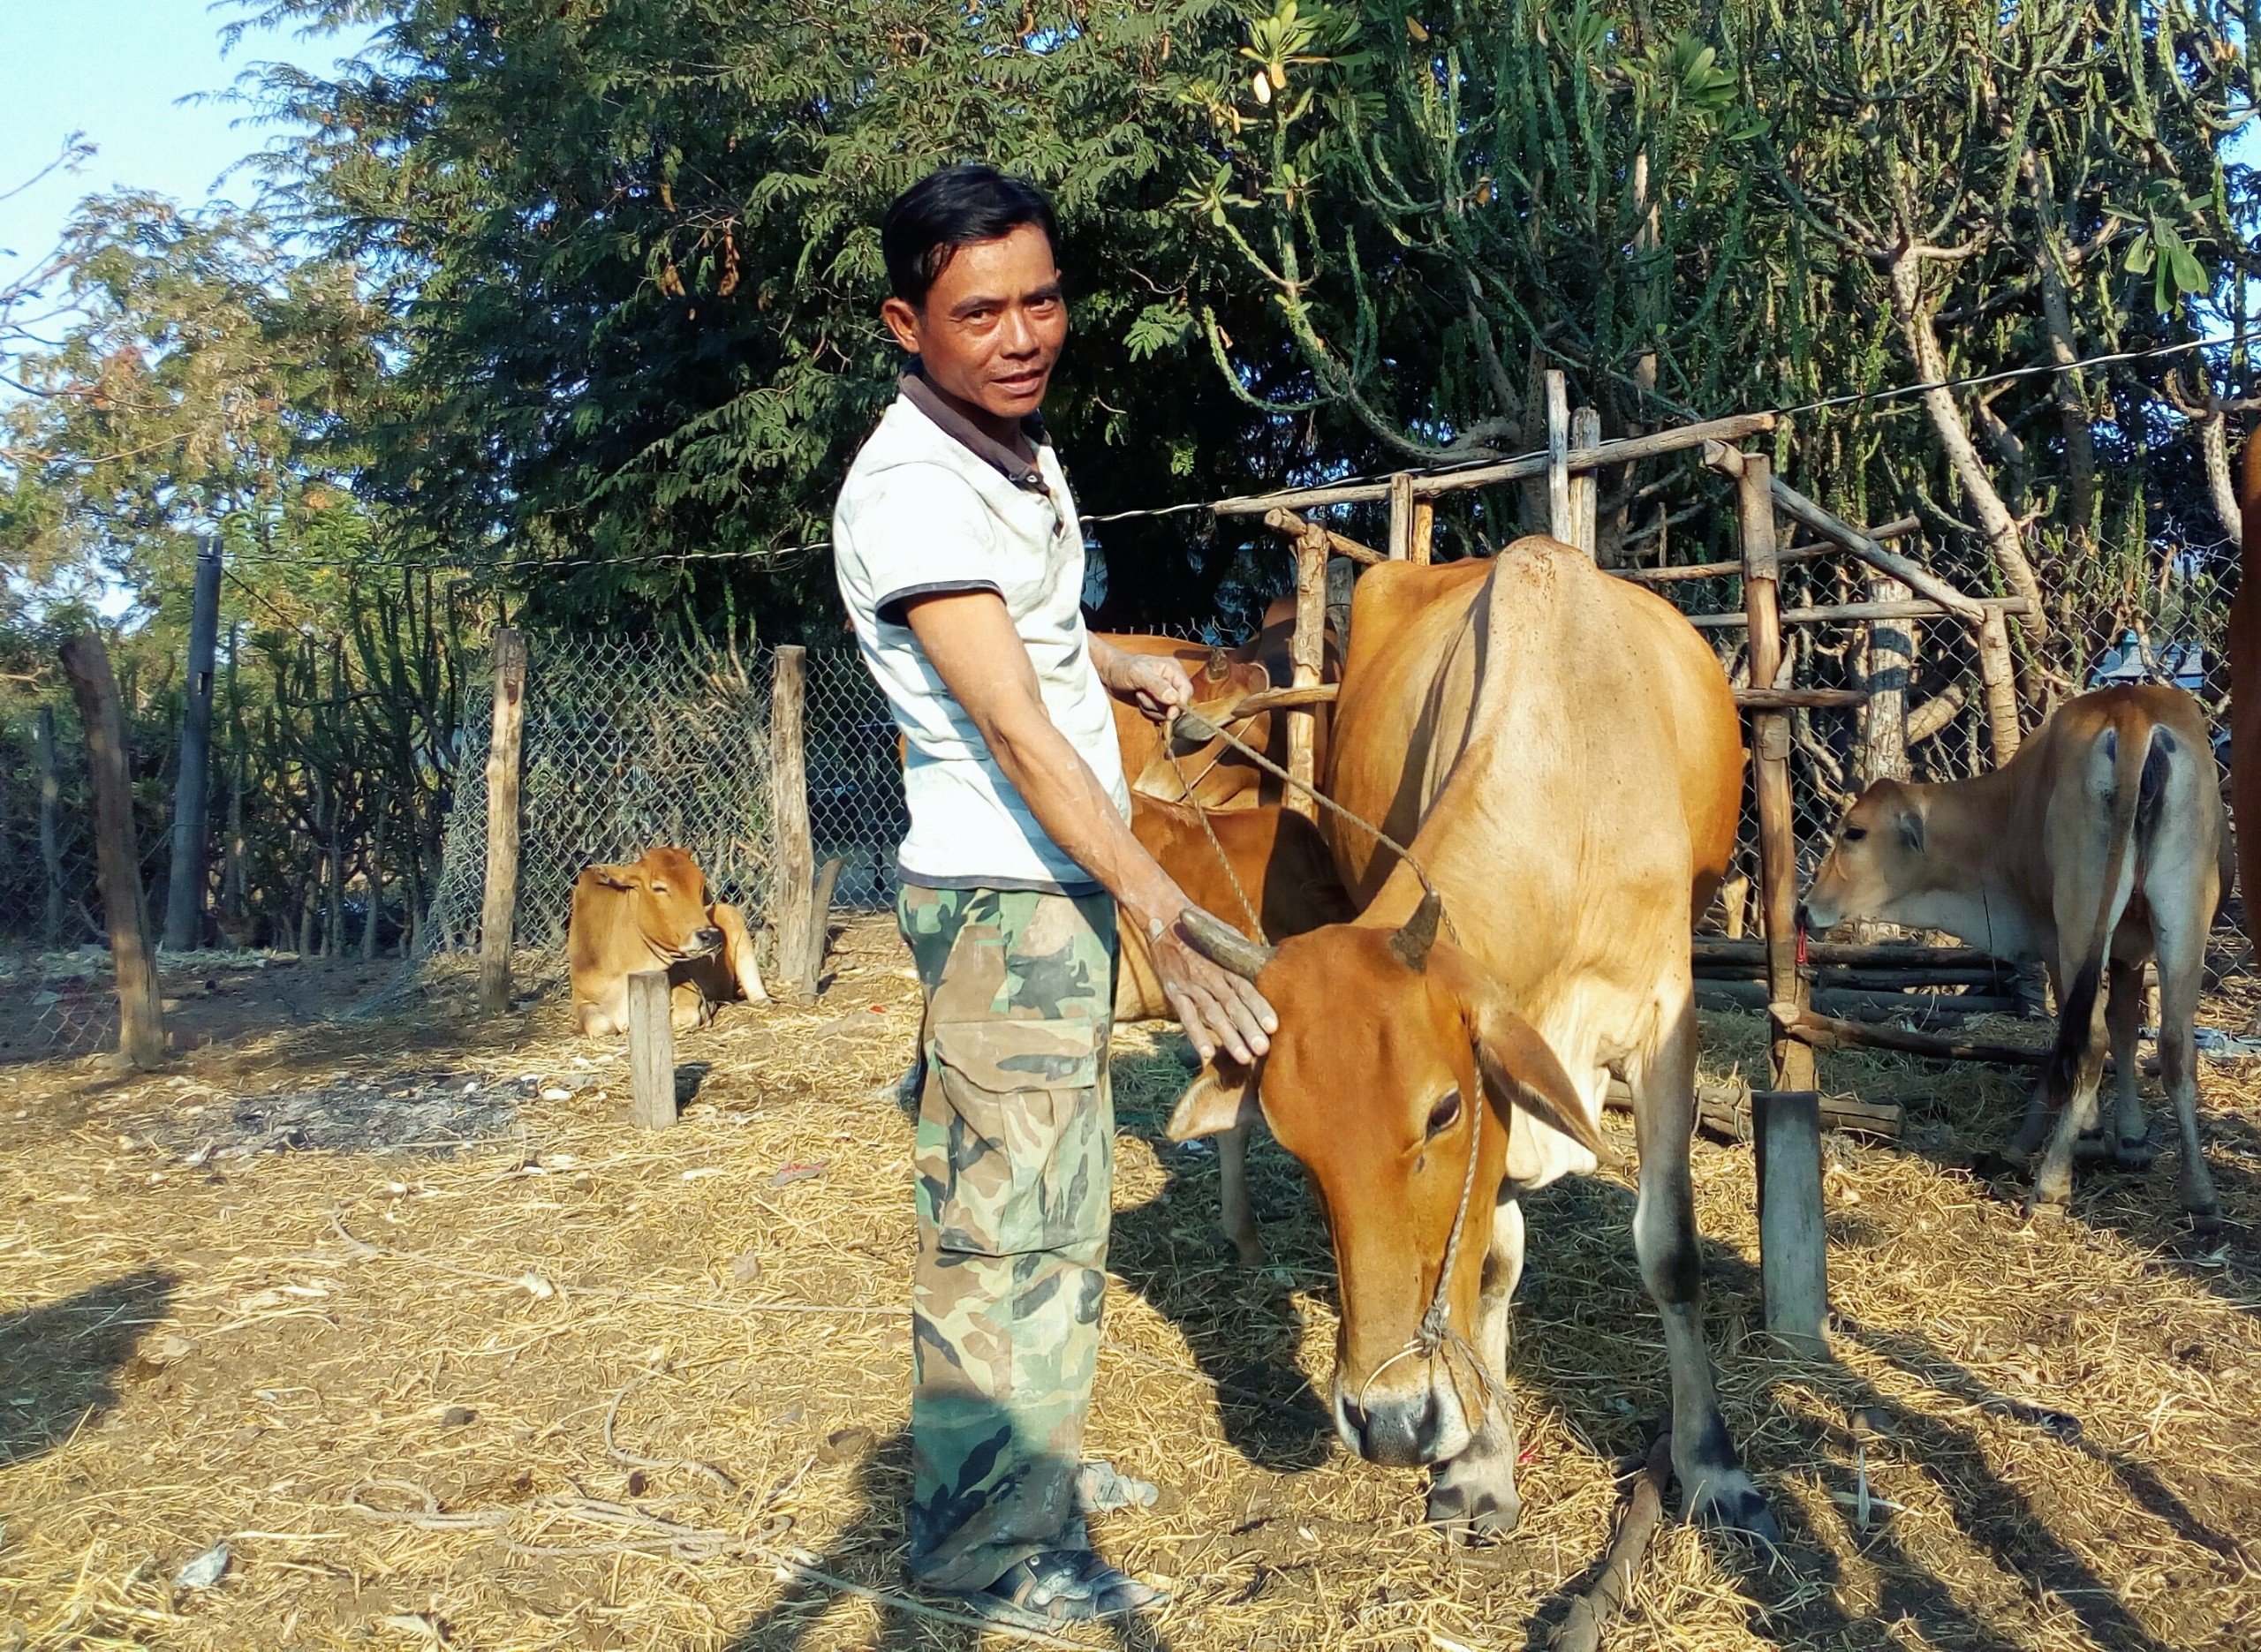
951;1549;1167;1628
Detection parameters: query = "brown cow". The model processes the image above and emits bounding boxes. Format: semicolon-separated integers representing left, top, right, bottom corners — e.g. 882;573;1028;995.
1165;541;1772;1542
1117;798;1356;1264
2235;436;2259;986
568;846;767;1035
1802;685;2229;1225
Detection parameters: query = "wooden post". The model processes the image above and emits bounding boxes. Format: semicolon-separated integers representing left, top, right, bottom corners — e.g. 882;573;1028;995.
1545;371;1572;542
1738;454;1816;1093
1862;577;1912;786
626;968;677;1129
219;624;247;942
769;645;816;998
1286;525;1328;823
57;635;166;1068
1411;501;1434;566
1752;1090;1829;1352
35;703;64;947
806;855;844;987
1388;471;1415;561
163;536;223;951
1566;405;1601;557
1975;607;2023;766
477;627;527;1015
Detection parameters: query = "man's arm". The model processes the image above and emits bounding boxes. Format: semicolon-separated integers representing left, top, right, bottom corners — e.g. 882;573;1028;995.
903;591;1275;1062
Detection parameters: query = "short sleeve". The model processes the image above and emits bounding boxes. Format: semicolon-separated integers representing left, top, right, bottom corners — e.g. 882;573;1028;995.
842;464;1004;627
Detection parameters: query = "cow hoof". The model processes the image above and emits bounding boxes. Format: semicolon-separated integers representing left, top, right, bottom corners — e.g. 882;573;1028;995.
1229;1234;1267;1270
2073;1128;2110;1163
1684;1472;1779;1543
1425;1479;1520;1543
2185;1203;2224;1238
2112;1134;2157;1171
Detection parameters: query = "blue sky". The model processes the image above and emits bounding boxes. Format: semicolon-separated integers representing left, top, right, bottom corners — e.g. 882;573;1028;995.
0;1;375;286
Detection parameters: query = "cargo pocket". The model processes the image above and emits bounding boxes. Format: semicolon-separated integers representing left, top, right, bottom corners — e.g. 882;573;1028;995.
920;1017;1107;1257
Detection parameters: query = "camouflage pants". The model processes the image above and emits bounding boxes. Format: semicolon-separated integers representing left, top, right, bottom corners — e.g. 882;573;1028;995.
897;883;1118;1592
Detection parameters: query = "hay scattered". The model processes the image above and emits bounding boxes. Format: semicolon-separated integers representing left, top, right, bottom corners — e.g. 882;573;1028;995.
2;917;2257;1650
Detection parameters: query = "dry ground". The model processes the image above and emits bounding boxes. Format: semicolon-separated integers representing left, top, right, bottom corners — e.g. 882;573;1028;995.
3;916;2259;1652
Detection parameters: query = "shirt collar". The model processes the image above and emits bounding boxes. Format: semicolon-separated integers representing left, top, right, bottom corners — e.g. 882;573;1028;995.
898;362;1049;491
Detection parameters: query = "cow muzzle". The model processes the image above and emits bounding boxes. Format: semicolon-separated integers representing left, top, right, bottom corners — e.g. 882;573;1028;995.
687;925;724;957
1334;1368;1471;1468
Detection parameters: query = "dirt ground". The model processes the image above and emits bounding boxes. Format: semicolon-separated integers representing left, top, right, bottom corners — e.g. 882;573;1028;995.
3;916;2259;1652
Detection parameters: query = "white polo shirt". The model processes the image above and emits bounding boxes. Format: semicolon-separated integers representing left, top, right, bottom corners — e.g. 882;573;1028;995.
833;373;1130;894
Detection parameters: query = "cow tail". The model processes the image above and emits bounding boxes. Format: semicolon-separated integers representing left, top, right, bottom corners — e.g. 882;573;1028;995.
2043;719;2160;1104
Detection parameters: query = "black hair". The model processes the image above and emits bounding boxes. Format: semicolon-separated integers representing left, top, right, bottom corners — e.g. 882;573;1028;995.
881;162;1060;309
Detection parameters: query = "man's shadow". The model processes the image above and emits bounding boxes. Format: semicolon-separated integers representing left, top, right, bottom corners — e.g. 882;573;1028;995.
725;1426;1176;1651
1508;1173;2220;1652
1;1268;176;1467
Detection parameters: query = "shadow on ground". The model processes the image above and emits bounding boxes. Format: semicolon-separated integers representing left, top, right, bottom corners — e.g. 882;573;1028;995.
0;1267;176;1468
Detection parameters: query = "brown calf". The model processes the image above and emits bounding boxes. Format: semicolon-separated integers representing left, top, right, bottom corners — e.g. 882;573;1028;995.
568;846;766;1036
1803;685;2228;1224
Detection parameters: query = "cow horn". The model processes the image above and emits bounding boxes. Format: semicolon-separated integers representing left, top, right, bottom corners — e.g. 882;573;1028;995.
1388;888;1444;973
1177;906;1276;981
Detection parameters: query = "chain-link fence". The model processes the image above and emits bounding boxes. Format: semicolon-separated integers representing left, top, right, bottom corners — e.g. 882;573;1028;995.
411;637;905;985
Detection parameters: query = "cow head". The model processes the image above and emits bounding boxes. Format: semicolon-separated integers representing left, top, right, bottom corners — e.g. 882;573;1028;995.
1166;898;1605;1468
1800;779;1929;933
586;846;725;961
1130;660;1274;807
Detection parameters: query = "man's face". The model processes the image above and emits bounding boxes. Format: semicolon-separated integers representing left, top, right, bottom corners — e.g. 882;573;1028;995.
881;223;1065;424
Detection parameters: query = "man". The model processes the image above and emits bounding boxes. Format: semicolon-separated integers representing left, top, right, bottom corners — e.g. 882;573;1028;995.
833;162;1277;1627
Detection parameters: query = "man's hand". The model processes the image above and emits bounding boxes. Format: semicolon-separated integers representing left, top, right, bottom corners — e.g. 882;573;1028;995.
1142;908;1277;1066
1092;637;1195;724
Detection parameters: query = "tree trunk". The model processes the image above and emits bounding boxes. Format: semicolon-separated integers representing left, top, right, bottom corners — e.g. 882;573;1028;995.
2030;152;2096;550
1861;577;1913;785
1887;256;2049;631
362;781;387;961
2199;405;2242;549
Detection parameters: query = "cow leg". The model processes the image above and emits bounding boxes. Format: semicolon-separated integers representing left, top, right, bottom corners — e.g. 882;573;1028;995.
1216;1122;1265;1267
1425;1193;1524;1542
2010;961;2067;1159
1632;1001;1775;1538
2155;918;2220;1228
2102;958;2154;1167
2032;961;2112;1209
669;979;714;1032
578;985;629;1037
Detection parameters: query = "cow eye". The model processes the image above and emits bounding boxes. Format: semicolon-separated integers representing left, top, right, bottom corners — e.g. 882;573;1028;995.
1841;827;1867;843
1425;1090;1462;1137
651;881;669;893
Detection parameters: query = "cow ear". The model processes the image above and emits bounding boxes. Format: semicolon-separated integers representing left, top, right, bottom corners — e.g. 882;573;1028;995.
1166;1057;1261;1142
1895;807;1925;854
1448;957;1612;1164
589;864;634;889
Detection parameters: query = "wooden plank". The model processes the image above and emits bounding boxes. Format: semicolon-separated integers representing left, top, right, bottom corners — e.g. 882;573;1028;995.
770;645;816;998
1227;682;1339;718
1387;472;1414;561
1739;453;1815;1093
1686;595;2034;630
163;537;223;951
1695;937;1991;969
1568;405;1601;557
1602;1077;1902;1141
1734;687;1868;710
1772;999;2048;1066
478;627;527;1015
1753;1090;1829;1353
1613;519;1923;585
1766;477;1985;622
1285;527;1327;823
1261;506;1385;565
1210;411;1779;516
626;969;677;1129
57;635;166;1068
1546;372;1572;542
